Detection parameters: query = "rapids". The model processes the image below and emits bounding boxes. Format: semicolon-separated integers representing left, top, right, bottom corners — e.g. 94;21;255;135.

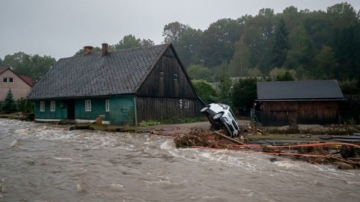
0;119;359;201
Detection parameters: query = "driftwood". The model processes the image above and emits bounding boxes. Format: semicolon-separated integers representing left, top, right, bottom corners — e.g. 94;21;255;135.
173;129;360;169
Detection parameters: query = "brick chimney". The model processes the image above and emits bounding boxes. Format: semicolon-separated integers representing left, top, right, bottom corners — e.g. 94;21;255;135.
102;43;108;56
83;46;93;55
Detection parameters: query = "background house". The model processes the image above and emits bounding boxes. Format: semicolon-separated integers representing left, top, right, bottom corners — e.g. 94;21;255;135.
256;80;345;126
0;67;33;101
27;43;205;125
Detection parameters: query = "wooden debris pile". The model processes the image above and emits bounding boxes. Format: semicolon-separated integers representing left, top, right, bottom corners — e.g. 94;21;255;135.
174;128;237;149
174;129;360;169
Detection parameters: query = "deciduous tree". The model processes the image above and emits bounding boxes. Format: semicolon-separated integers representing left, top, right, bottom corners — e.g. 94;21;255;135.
270;18;289;68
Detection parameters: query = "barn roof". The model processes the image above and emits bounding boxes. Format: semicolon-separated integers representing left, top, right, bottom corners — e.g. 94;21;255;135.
27;44;170;100
257;80;345;101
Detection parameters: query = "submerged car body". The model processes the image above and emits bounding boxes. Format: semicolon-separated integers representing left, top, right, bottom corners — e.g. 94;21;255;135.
200;103;240;137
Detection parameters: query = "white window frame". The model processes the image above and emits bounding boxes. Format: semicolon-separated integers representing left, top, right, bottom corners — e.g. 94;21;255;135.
184;100;190;109
40;101;45;112
179;99;183;109
105;99;110;112
85;100;91;112
50;101;56;112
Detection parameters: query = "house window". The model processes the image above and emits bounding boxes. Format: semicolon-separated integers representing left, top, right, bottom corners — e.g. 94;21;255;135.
105;99;110;112
173;74;178;80
184;100;190;109
179;99;183;109
3;78;7;82
50;101;56;112
85;100;91;112
9;78;13;82
40;101;45;112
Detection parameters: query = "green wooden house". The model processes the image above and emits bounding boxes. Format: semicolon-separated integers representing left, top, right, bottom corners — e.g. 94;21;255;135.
27;43;205;125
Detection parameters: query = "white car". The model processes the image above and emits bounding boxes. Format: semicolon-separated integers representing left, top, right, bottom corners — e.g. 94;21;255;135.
200;103;240;137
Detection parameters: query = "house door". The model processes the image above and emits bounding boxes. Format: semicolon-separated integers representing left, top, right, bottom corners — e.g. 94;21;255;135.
67;99;75;119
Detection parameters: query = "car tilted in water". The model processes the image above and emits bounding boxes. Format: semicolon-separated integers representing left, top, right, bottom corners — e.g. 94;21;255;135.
200;103;240;138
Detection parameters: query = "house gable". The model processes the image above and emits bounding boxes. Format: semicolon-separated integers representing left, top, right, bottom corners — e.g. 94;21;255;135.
0;68;33;100
136;45;198;99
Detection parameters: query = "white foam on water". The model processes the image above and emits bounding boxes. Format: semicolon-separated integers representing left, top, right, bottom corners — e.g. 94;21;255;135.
274;161;299;169
53;157;73;161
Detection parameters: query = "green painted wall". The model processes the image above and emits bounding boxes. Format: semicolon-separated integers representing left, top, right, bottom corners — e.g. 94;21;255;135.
34;95;135;125
34;100;67;119
109;96;135;125
75;98;111;121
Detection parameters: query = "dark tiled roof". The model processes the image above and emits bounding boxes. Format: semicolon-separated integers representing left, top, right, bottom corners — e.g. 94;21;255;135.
28;44;169;99
0;67;7;74
19;75;33;87
257;80;344;100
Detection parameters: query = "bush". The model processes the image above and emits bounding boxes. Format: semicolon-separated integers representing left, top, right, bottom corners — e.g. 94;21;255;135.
17;98;34;115
192;80;217;104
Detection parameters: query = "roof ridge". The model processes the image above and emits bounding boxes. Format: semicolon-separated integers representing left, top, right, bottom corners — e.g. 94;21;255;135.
59;44;169;60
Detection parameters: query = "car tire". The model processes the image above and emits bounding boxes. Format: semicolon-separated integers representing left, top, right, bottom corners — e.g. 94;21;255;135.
200;106;209;113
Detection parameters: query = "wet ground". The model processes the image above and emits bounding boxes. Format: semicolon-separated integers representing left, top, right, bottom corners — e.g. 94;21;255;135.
1;119;360;202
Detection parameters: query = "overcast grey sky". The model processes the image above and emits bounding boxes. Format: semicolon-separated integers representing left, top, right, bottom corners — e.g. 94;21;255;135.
1;0;359;60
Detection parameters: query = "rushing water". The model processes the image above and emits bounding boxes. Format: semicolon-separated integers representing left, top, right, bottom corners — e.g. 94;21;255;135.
0;119;360;202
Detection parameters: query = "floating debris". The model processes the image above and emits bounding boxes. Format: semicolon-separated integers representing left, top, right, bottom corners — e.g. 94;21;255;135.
174;129;360;169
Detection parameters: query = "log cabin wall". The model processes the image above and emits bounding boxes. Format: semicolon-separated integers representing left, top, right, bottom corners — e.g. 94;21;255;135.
136;97;203;122
135;46;204;122
259;101;339;126
136;47;198;99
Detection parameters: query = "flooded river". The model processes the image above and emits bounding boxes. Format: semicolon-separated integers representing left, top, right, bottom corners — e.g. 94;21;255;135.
1;119;360;202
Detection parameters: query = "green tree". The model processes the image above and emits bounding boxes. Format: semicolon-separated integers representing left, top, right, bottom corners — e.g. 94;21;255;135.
2;52;56;83
313;45;338;79
141;39;155;47
231;78;257;113
114;34;142;49
270;18;289;68
1;89;17;113
269;67;296;81
187;64;212;81
340;79;360;95
276;71;295;81
162;22;202;67
17;98;33;115
216;75;232;106
229;39;252;76
192;80;217;104
74;46;101;56
199;18;244;67
247;67;263;77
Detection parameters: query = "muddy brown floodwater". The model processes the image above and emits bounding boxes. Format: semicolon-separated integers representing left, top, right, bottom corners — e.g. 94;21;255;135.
1;119;360;202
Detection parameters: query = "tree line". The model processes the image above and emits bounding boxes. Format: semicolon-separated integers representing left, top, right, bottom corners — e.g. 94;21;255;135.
1;2;359;92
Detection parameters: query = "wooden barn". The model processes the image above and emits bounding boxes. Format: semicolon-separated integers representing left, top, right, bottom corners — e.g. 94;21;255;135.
256;80;345;126
27;43;205;125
